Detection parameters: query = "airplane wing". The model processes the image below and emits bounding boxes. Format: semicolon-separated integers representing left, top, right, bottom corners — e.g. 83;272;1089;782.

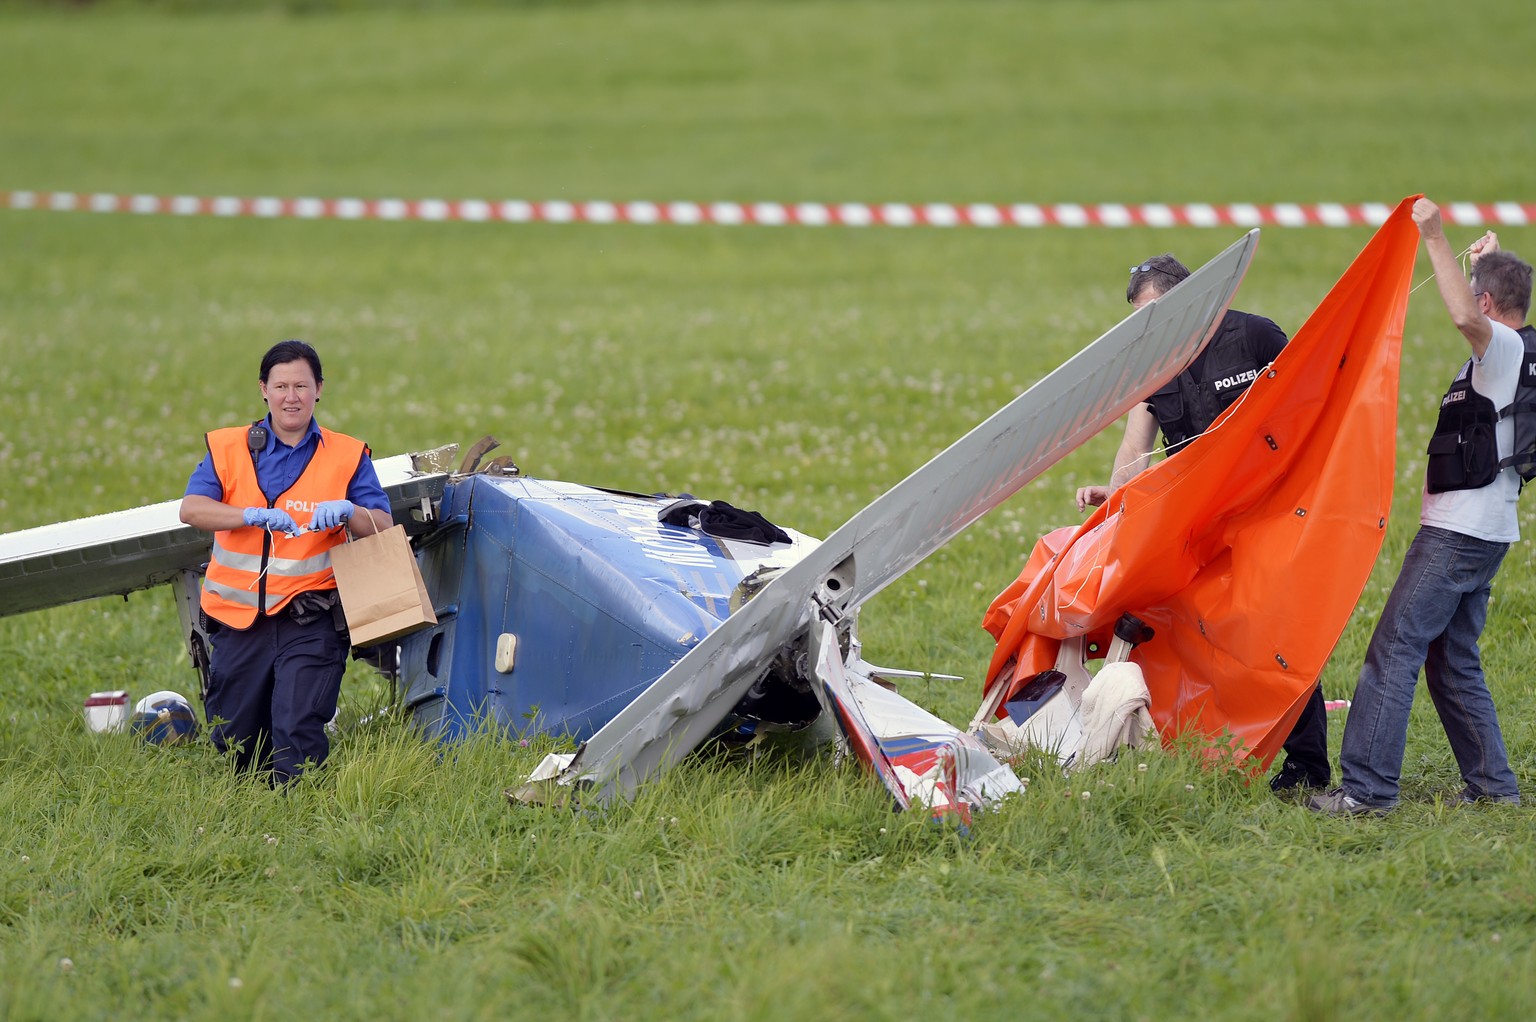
0;452;452;619
555;229;1261;803
0;499;206;618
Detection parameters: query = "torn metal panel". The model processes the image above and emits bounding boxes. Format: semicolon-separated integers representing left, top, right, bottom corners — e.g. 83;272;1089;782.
396;473;819;744
809;618;1026;819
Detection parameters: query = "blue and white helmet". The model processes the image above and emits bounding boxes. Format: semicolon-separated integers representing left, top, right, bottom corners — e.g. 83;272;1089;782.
130;690;198;745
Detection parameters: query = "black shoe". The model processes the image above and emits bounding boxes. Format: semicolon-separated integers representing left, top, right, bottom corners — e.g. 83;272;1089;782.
1269;760;1329;795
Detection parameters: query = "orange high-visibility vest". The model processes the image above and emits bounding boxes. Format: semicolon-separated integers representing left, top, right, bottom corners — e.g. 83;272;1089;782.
200;425;369;629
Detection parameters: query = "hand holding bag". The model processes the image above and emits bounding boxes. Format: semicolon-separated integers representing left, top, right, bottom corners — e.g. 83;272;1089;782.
329;525;437;646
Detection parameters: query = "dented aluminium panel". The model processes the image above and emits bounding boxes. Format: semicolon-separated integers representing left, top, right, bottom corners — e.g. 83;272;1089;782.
399;474;814;743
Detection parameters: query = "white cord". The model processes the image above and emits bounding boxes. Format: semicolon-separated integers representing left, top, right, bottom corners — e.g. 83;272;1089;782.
245;524;304;589
1054;521;1109;613
1409;241;1477;295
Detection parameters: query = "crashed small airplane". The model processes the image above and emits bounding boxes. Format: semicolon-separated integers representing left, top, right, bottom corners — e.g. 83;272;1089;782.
1;228;1271;821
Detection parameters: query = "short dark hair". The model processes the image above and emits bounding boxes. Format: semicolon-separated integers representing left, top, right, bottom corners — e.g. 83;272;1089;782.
1472;251;1533;320
259;339;323;384
1127;254;1192;304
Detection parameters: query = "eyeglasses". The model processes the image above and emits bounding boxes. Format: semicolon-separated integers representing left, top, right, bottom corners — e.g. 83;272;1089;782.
1473;290;1490;299
1129;263;1154;274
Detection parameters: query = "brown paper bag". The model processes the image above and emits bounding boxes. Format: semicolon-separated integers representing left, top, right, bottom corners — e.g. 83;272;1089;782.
329;525;437;646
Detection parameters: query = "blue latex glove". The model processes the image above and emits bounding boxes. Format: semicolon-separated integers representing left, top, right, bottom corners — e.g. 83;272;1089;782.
243;507;299;535
309;499;355;532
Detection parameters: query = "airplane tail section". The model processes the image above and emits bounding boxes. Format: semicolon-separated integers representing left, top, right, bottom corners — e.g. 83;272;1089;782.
808;619;1025;823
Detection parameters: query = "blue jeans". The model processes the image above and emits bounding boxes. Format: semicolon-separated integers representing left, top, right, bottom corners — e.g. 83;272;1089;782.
1339;526;1519;807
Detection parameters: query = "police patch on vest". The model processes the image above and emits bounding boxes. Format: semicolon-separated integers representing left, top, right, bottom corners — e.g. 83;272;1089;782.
1213;369;1259;392
1426;360;1501;494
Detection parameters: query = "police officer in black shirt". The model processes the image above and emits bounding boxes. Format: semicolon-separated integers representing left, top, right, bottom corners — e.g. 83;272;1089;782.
1074;254;1329;794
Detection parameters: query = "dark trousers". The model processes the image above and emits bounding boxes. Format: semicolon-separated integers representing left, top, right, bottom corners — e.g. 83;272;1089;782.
205;610;348;784
1280;683;1330;782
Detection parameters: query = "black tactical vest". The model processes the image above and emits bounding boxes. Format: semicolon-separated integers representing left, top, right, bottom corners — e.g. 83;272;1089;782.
1147;313;1265;454
1425;358;1501;494
1426;324;1536;492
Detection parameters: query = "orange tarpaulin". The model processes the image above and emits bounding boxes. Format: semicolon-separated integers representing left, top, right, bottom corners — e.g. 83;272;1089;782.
982;197;1420;768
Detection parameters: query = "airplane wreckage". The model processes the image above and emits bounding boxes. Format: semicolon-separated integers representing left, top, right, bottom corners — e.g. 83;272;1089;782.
0;198;1421;821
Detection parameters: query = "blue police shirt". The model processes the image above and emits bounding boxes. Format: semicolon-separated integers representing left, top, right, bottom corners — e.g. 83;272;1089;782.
183;415;390;511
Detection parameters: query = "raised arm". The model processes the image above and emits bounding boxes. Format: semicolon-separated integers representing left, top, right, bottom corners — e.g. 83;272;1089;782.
1413;198;1492;358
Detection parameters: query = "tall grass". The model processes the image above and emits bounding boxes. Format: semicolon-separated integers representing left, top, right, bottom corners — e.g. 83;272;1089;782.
3;2;1536;1019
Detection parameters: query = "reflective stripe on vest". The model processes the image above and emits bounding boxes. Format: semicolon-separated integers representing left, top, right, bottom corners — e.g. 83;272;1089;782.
200;424;368;628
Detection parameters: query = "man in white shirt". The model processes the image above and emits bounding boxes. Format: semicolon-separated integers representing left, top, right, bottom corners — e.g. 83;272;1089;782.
1310;200;1531;815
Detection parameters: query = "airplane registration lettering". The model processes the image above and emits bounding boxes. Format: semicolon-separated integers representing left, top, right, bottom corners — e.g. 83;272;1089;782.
611;504;716;567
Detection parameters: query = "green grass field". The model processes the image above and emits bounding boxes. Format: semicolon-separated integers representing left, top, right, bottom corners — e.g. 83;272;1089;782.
4;2;1536;1019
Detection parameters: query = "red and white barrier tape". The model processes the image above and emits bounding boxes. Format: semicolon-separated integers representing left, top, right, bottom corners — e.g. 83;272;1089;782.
6;190;1533;229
